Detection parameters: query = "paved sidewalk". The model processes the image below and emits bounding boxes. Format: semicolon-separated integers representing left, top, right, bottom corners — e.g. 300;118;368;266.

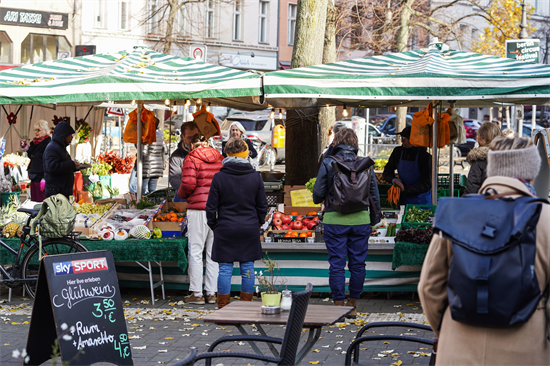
1;287;432;366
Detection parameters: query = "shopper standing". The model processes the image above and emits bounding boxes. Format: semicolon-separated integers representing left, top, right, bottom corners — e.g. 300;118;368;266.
43;121;83;199
169;122;199;202
464;122;502;194
206;138;268;309
25;120;51;202
313;128;381;318
221;122;257;159
418;136;549;365
177;134;223;305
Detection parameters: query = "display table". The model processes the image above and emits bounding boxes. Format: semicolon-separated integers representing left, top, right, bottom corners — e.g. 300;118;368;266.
392;242;429;270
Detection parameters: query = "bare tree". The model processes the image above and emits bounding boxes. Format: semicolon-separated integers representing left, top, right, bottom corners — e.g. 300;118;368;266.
319;0;337;152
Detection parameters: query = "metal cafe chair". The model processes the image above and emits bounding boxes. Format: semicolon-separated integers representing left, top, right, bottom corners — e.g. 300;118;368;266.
345;321;436;366
173;283;313;366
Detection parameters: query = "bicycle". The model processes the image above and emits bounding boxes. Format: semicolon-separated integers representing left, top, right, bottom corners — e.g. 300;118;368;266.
249;136;276;170
0;207;88;299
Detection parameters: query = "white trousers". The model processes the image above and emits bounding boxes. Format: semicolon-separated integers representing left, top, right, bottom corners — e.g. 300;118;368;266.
187;209;218;295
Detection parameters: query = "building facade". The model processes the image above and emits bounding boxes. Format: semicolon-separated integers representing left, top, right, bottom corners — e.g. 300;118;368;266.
0;0;80;67
79;0;279;72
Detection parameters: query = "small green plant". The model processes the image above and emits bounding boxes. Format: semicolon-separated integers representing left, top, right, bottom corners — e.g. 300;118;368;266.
305;178;316;192
255;254;286;294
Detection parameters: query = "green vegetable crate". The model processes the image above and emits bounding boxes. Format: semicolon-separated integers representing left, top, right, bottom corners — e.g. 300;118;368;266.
437;188;461;199
377;184;393;196
437;173;467;188
402;204;437;229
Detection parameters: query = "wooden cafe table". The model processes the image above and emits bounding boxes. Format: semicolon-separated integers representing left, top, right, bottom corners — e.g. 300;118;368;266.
203;301;353;364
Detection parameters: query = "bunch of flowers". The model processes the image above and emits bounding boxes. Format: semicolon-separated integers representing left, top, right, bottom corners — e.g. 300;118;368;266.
52;116;92;144
98;151;134;174
82;161;112;176
3;154;30;168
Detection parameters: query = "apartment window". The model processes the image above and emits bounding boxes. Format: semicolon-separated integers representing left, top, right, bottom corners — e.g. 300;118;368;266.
93;0;105;28
259;1;268;43
535;0;550;16
119;1;129;30
288;3;296;45
148;0;160;34
206;0;215;38
233;0;242;41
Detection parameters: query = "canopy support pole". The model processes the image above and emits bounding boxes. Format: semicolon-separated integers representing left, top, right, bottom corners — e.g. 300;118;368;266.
137;103;143;201
70;107;76;159
449;103;455;198
168;103;173;190
532;105;536;135
432;102;439;205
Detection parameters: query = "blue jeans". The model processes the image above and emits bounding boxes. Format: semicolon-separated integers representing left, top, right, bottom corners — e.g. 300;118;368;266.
128;168;159;194
323;223;371;301
218;261;255;295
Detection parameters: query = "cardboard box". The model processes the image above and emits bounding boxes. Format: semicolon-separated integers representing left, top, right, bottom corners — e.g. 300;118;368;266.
266;230;312;243
283;185;307;206
95;198;127;207
280;205;322;216
151;201;187;237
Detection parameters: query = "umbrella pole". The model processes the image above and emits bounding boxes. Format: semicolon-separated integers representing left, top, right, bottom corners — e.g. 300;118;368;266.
137;103;143;201
449;103;455;198
432;102;438;205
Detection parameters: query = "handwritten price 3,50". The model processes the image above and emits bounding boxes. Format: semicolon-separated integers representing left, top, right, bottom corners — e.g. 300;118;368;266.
92;299;117;323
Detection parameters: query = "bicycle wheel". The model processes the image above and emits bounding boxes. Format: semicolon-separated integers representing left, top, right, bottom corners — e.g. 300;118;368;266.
21;239;88;298
258;147;272;168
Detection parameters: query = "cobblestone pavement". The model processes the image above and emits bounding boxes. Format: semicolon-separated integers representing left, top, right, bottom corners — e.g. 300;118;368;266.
0;287;433;366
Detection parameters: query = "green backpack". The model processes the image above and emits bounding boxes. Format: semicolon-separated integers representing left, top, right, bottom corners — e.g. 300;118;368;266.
31;194;76;238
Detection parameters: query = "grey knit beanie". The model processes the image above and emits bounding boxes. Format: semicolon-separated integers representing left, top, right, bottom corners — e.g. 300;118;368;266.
487;145;541;180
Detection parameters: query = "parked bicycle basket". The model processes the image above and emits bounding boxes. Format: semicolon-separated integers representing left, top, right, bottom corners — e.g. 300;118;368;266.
31;194;76;238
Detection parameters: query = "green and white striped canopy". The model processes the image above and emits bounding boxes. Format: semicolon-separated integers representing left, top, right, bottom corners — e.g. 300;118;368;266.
264;45;550;108
0;47;262;107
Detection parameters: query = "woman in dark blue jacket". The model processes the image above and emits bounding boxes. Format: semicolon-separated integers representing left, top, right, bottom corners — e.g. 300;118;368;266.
312;128;381;319
206;138;268;309
43;121;82;199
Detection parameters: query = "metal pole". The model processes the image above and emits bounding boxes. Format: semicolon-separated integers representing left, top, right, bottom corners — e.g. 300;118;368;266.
532;105;536;135
449;103;455;198
137;103;143;201
169;105;173;189
364;108;369;156
432;103;438;205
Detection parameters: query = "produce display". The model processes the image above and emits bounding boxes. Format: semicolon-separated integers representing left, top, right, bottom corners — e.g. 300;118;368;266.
374;158;388;170
2;222;19;238
375;173;390;184
271;211;319;231
395;227;434;244
74;203;112;215
136;199;157;210
154;206;186;222
130;225;152;240
305;178;316;192
404;206;434;223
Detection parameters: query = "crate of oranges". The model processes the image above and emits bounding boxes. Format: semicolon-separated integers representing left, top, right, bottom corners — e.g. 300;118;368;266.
152;202;187;237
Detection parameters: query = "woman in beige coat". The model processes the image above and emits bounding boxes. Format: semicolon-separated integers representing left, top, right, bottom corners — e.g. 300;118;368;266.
418;136;550;365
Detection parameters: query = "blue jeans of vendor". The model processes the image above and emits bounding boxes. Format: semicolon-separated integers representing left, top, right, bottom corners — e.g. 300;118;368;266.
129;167;159;195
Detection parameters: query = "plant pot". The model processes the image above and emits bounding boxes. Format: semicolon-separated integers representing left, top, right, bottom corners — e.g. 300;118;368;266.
261;292;281;307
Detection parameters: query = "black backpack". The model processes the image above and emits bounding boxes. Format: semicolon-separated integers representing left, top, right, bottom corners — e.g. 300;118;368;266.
434;191;549;327
327;155;377;215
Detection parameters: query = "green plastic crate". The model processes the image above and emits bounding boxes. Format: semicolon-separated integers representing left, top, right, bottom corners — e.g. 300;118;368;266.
438;173;467;188
437;188;461;199
402;204;437;229
377;184;393;196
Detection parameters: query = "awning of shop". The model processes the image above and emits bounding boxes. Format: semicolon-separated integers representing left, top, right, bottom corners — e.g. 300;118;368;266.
279;61;291;70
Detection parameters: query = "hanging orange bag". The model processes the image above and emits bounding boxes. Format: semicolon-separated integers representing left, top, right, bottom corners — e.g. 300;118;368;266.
435;112;451;148
192;105;221;139
124;107;157;144
410;104;434;147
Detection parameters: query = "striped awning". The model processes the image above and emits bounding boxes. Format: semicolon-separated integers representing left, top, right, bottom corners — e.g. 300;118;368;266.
0;47;263;107
264;44;550;108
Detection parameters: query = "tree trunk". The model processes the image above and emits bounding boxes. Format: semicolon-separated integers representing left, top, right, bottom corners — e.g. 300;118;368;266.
395;0;415;142
163;0;179;55
286;0;328;185
319;0;336;152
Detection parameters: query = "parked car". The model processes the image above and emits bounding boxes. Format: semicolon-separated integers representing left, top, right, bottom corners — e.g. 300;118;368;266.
369;114;413;135
501;122;544;137
523;111;550;128
463;119;481;139
214;110;285;162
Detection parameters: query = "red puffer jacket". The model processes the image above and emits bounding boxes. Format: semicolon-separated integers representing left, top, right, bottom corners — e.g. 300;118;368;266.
177;146;223;210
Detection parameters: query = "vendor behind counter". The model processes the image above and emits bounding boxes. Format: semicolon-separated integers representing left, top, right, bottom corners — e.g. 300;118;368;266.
382;126;432;205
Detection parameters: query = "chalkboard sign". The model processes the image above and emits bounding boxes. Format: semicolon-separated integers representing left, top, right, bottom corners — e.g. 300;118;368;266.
26;250;133;365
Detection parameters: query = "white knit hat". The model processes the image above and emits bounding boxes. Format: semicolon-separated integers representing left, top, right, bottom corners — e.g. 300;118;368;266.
487;145;541;180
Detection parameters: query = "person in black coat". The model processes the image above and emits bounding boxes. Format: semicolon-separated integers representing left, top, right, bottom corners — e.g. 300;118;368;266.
43;121;83;199
25;120;51;202
206;138;268;309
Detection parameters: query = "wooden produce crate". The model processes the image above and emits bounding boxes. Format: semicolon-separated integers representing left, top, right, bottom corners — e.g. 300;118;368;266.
266;230;313;243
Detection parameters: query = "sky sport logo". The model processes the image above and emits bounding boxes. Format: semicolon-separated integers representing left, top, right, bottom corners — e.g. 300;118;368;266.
53;257;108;276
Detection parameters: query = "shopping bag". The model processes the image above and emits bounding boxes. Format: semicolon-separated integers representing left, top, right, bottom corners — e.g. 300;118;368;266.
437;112;451;147
192;105;221;139
449;108;467;144
124;107;157;144
410;104;434;147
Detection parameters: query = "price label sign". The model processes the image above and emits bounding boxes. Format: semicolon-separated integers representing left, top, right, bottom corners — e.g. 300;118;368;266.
26;251;133;365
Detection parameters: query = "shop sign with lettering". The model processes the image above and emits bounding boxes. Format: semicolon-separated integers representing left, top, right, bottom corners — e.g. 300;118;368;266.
0;7;68;29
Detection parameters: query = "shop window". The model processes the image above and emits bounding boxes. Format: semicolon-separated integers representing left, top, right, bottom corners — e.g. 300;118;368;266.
206;0;215;38
94;0;106;28
0;31;13;64
21;34;71;64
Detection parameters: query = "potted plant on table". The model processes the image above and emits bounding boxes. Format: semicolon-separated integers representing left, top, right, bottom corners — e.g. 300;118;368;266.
256;254;287;307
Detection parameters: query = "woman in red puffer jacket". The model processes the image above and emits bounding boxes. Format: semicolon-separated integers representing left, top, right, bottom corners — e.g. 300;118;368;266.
177;135;223;305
